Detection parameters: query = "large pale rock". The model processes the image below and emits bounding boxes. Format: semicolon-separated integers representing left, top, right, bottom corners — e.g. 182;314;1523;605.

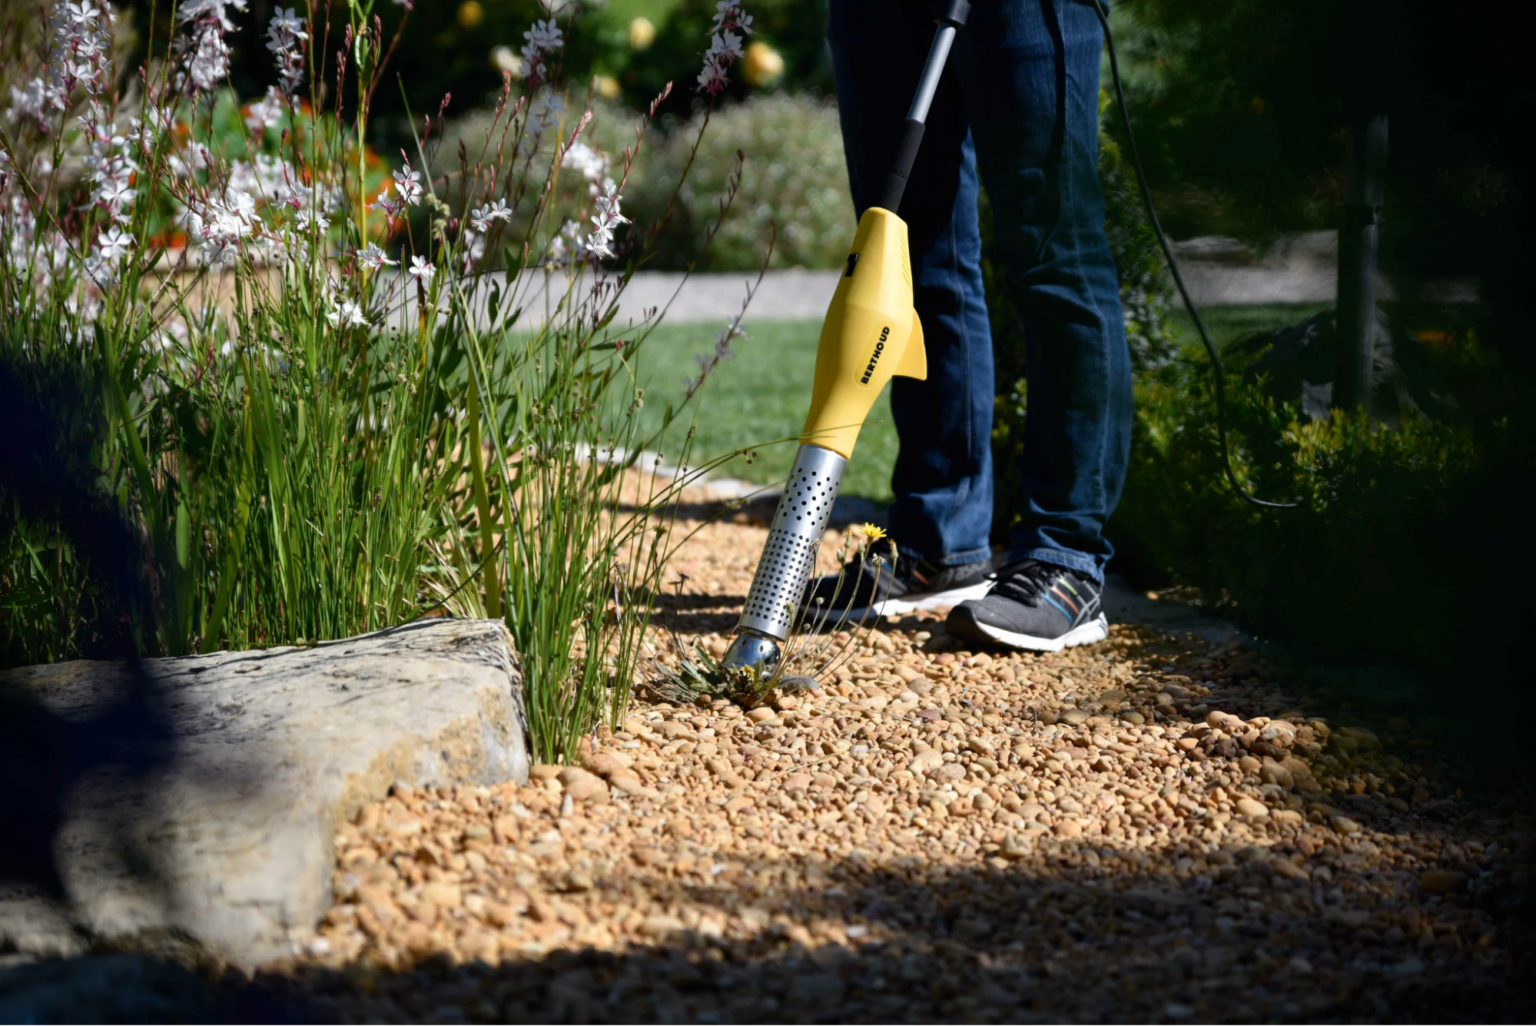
0;618;527;967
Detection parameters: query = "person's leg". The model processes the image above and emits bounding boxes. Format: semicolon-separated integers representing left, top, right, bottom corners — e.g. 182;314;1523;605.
828;0;995;570
955;0;1133;583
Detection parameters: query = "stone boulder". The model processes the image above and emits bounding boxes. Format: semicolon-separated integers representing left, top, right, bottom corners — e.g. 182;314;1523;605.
0;617;527;967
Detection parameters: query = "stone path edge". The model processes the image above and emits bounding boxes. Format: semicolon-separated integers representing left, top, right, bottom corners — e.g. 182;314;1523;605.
0;617;530;969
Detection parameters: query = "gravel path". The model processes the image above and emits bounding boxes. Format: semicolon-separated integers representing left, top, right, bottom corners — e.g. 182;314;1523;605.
250;515;1529;1022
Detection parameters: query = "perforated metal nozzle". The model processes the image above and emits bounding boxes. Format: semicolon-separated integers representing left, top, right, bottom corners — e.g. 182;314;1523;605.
720;444;847;673
719;631;781;676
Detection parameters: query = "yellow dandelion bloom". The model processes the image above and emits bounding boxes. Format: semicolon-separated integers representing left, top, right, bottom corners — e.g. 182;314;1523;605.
857;523;886;542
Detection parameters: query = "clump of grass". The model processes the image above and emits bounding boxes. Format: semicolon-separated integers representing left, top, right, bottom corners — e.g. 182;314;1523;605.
643;523;896;708
0;0;762;762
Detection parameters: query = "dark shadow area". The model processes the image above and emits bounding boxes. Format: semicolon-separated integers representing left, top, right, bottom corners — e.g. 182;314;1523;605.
8;835;1530;1023
649;589;749;637
0;356;256;1011
0;357;175;897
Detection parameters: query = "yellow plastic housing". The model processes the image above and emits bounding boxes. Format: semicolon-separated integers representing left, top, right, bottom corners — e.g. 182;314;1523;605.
800;207;927;458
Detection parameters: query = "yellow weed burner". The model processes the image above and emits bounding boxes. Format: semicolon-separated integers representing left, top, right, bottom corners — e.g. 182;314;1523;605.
721;0;970;675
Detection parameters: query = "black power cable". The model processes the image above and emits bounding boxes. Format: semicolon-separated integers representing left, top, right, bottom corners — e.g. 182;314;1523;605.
1086;0;1299;509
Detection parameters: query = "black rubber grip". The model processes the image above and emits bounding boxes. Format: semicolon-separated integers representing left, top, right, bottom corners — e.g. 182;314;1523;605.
934;0;970;27
877;117;927;214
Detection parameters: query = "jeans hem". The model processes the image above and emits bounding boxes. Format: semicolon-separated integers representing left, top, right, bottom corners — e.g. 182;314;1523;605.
1012;546;1102;582
897;543;994;568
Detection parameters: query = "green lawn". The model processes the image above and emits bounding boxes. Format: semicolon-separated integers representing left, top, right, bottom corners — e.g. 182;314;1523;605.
1167;303;1330;352
627;303;1345;501
628;320;901;501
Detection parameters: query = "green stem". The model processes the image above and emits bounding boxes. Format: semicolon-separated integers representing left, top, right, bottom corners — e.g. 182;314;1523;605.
467;373;501;619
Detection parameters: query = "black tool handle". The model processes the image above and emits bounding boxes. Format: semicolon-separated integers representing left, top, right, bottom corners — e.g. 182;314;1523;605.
878;119;927;213
877;3;969;213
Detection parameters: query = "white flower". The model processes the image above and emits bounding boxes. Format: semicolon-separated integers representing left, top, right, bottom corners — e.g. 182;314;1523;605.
369;184;405;219
6;79;52;124
245;86;284;132
392;163;425;206
407;254;435;283
586;224;615;259
358;243;397;270
95;225;133;261
593;180;628;229
714;320;743;359
267;8;308;95
520;18;563;85
698;1;750;95
468;198;513;232
93;174;135;218
293;208;328;232
183;186;257;265
269;6;306;38
179;0;248;31
562;141;607;183
705;31;743;63
697;59;728;95
460;228;486;270
525;18;562;50
283;177;315;210
711;1;752;35
327;300;367;328
83;252;119;289
185;25;233;91
66;2;101;28
519;89;564;159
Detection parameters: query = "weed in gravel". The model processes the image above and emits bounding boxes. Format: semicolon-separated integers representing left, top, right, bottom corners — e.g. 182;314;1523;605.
642;524;893;707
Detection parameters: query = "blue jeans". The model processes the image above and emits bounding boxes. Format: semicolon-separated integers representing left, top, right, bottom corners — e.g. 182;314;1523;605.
829;0;1132;583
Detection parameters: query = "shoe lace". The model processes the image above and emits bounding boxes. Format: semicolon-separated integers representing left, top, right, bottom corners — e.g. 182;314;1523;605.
988;560;1059;606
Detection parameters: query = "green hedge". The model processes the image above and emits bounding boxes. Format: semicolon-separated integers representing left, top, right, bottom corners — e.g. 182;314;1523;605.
1112;339;1535;692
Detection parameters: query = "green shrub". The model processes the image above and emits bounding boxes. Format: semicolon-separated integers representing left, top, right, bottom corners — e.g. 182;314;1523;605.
1114;340;1535;690
624;93;853;272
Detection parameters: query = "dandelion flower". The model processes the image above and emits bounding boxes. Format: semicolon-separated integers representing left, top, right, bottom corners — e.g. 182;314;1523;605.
856;523;887;543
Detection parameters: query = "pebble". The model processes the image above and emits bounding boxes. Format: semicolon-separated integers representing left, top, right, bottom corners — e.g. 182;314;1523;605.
263;500;1530;1024
1419;869;1466;893
1235;797;1269;818
908;750;944;774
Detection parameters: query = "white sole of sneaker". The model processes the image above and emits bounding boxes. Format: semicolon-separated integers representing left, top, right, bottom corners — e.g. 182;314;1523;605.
873;581;995;616
821;582;996;623
964;612;1109;652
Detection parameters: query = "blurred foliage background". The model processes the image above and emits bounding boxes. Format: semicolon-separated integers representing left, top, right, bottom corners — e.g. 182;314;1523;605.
105;0;1532;326
87;0;1534;714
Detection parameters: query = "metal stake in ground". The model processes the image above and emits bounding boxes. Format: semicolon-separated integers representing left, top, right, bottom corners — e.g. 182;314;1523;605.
1335;112;1387;411
720;1;970;677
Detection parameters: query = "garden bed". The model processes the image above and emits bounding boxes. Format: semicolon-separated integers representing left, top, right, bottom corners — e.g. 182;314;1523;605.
226;509;1531;1022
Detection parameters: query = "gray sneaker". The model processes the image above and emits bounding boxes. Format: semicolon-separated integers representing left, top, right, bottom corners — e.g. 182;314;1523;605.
946;559;1109;651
